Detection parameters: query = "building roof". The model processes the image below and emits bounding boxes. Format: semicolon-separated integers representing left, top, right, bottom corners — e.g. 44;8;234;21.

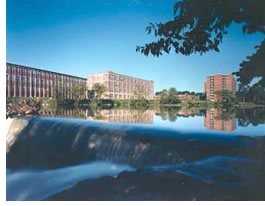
6;62;87;80
88;71;153;82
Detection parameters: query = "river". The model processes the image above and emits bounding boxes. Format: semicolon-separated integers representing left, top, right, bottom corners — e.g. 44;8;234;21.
6;107;265;200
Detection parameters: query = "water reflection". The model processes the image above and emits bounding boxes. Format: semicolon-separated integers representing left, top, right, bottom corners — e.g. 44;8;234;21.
236;107;265;127
39;107;265;132
204;109;236;132
154;107;203;121
86;109;154;124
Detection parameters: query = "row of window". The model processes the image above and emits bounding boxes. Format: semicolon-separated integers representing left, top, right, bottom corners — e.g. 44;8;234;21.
7;75;84;87
7;66;85;83
109;94;140;99
90;75;153;85
7;86;83;97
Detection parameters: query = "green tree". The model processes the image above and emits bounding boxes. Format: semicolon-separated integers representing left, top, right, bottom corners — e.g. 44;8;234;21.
137;0;265;89
215;90;236;106
168;87;180;104
249;84;265;103
133;85;146;100
130;85;149;108
160;89;169;104
236;83;250;102
92;83;107;100
72;84;86;100
159;87;180;104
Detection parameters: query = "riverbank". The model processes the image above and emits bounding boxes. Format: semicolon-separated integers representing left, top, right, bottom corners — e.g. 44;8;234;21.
6;97;264;119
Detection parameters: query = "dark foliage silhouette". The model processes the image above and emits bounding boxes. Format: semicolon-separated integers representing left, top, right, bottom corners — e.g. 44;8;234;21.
137;0;265;88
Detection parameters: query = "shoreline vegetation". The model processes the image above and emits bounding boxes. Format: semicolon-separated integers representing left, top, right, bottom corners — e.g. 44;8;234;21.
6;96;264;119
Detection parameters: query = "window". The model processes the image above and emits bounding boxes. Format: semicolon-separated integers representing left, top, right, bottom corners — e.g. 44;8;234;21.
10;86;14;96
16;76;20;84
11;66;15;74
11;75;15;85
27;87;30;97
16;86;19;95
22;88;25;97
22;77;26;86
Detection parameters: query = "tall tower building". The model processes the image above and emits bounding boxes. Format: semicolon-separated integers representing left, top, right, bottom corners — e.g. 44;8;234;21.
204;74;236;101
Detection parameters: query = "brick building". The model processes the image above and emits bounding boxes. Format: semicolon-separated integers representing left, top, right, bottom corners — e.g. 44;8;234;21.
87;71;154;100
204;74;236;101
6;63;86;99
154;94;199;101
177;94;200;101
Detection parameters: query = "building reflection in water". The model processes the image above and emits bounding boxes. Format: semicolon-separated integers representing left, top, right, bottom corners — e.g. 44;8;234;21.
40;109;87;119
40;107;238;131
86;109;154;124
204;109;236;132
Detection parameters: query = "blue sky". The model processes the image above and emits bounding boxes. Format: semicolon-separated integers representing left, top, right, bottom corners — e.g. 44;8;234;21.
7;0;264;92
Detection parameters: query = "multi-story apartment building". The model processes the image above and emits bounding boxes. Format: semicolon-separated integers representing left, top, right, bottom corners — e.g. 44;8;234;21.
204;74;236;101
204;109;236;132
87;71;154;100
6;63;86;99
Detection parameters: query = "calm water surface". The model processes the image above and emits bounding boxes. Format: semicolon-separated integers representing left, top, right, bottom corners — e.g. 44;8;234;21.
6;107;265;200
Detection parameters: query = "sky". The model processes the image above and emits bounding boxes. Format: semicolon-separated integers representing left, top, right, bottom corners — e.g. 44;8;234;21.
6;0;264;92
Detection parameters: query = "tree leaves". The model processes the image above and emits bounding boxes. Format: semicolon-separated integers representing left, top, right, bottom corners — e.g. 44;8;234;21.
137;0;265;57
233;40;265;87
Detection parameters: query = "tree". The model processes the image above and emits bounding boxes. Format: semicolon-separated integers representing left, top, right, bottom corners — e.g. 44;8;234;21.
236;83;250;102
168;87;179;104
159;89;169;104
248;84;265;103
72;84;86;100
159;87;180;104
130;85;149;108
215;90;236;106
233;40;265;88
92;83;107;100
133;85;146;100
137;0;265;88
